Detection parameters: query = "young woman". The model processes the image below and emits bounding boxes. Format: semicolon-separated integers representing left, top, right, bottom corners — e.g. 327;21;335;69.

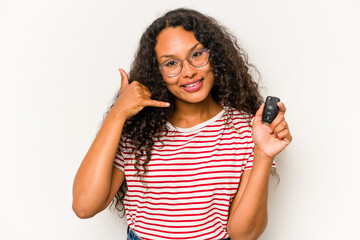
72;8;292;240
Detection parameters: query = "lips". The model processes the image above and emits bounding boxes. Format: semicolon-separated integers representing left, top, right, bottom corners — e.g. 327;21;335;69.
181;78;203;87
181;78;204;92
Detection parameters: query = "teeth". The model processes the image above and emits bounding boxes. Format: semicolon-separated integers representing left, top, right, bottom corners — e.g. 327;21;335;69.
184;80;201;88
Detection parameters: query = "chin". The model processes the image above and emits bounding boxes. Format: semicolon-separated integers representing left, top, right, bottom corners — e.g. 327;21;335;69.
177;92;213;104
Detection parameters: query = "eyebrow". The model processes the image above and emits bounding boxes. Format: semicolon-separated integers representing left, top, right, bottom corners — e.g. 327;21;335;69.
159;43;200;60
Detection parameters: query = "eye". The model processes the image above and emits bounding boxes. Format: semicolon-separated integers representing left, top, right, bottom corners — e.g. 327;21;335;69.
164;60;179;68
192;50;204;58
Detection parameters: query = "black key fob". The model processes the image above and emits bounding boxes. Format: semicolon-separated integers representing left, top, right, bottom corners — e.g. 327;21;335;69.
262;96;280;124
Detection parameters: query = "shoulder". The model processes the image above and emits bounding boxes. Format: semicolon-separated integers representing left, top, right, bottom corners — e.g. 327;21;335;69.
223;106;253;128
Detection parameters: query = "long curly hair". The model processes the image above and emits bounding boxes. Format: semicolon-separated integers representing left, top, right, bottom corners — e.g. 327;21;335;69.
108;8;265;217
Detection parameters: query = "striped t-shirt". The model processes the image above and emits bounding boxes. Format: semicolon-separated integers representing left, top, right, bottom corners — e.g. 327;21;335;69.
113;107;256;240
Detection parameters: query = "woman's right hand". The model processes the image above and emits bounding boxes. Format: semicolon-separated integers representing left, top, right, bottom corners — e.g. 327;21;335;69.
109;68;170;120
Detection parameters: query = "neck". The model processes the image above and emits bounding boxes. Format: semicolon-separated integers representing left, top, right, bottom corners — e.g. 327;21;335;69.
170;95;223;128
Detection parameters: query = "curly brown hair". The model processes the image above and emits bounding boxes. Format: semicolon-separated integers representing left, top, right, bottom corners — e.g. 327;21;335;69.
108;8;265;217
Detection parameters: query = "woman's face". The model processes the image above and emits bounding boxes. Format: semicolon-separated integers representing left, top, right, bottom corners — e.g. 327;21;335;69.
155;27;214;105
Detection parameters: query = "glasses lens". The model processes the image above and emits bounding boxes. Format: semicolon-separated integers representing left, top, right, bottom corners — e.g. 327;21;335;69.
161;59;182;77
189;49;209;67
160;49;210;77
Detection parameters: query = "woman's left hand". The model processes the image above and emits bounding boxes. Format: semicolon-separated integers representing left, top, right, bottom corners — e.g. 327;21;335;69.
252;102;292;159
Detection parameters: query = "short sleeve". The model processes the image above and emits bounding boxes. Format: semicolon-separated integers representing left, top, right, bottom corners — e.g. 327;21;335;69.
236;113;255;171
113;136;126;173
244;151;254;170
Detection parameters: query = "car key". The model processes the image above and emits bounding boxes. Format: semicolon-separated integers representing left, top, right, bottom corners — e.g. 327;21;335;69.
262;96;280;124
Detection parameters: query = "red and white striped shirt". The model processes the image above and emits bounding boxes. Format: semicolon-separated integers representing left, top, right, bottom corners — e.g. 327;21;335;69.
113;107;257;240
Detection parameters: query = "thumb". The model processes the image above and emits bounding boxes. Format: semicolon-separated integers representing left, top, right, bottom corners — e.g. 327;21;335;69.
254;103;265;124
118;68;129;89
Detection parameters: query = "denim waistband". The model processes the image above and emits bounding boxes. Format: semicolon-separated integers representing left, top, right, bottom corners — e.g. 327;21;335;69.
127;226;231;240
127;227;142;240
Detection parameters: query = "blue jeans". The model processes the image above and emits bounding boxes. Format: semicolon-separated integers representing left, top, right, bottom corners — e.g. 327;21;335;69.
127;227;142;240
127;226;231;240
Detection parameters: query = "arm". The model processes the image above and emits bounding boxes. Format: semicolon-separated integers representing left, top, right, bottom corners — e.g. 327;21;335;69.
72;111;126;218
72;69;170;218
227;152;273;240
227;102;292;239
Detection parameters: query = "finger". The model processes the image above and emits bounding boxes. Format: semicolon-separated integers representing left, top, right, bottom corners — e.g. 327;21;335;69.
253;103;265;124
277;128;291;140
277;102;287;114
142;91;152;98
277;128;292;144
143;99;170;108
273;121;288;137
269;102;286;130
131;81;152;98
269;115;284;132
118;68;129;89
140;85;152;98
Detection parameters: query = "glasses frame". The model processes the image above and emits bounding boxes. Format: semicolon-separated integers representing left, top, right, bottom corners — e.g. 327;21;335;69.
159;48;211;78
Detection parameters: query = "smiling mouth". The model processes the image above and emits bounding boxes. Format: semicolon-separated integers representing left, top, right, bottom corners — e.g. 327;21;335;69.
181;79;203;88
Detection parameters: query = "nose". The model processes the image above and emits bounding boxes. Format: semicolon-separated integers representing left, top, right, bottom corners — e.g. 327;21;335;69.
181;59;197;78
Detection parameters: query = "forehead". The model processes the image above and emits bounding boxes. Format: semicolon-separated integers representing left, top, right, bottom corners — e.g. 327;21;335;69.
155;27;200;57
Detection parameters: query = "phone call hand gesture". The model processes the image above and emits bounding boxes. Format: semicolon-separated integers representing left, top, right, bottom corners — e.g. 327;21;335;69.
109;68;170;120
252;102;292;160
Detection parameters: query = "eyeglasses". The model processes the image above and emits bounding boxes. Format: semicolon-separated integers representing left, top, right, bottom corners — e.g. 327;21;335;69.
159;48;210;78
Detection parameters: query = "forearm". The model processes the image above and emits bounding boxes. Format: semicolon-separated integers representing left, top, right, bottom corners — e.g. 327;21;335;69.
72;110;126;216
227;150;273;239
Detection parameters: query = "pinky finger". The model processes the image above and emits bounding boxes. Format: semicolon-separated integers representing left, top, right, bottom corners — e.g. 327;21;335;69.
277;128;291;141
145;100;170;108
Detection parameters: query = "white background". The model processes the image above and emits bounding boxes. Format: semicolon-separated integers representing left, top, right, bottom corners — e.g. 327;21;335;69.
1;0;359;239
